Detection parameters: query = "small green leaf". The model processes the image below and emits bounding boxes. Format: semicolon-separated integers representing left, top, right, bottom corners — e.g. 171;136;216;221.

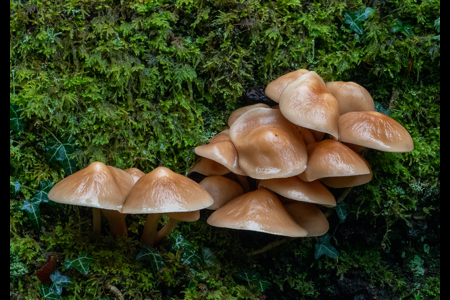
255;279;271;292
49;270;71;295
171;232;192;251
45;136;78;175
64;253;94;274
201;248;219;267
31;181;55;205
171;233;203;267
11;181;21;197
344;7;377;35
136;245;164;273
234;269;260;282
39;284;62;300
10;103;27;132
334;201;348;221
314;233;339;259
392;19;414;37
21;200;41;230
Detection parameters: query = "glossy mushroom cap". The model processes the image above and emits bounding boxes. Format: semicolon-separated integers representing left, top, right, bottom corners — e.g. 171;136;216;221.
199;176;245;210
284;202;329;237
48;161;134;210
279;71;340;139
189;157;230;176
194;130;245;176
298;140;370;182
229;107;308;179
320;155;373;188
339;111;414;152
265;69;310;102
325;81;375;115
258;176;336;207
207;189;308;237
124;168;145;184
166;210;200;222
121;167;214;214
227;104;270;127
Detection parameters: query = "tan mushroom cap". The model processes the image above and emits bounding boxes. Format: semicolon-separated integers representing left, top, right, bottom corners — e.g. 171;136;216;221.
339;111;414;152
124;168;145;184
284;202;329;237
229;107;307;179
265;69;310;102
320;155;373;188
166;210;200;222
325;81;375;115
310;129;326;142
227;104;270;127
194;130;246;176
298;139;370;182
189;157;230;176
279;71;340;139
258;176;336;207
207;189;308;237
121;167;214;214
295;125;316;145
199;176;244;210
48;161;134;210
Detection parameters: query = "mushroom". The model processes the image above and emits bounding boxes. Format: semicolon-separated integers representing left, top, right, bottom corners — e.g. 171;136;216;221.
207;189;308;237
298;140;370;182
229;107;308;179
121;167;213;246
199;176;245;210
188;157;230;176
283;201;329;237
278;71;340;139
338;111;414;152
124;168;145;183
320;155;373;188
325;81;375;115
227;103;270;127
258;176;336;207
47;161;134;237
265;69;310;102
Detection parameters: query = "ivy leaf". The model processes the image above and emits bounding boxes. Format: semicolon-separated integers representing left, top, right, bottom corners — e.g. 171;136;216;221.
49;270;71;295
171;233;203;267
136;245;164;273
234;269;271;292
11;181;21;197
343;7;377;35
334;201;348;221
39;284;62;300
171;232;192;251
64;253;94;275
21;200;41;230
393;19;414;37
314;233;339;260
31;181;55;205
201;248;219;267
10;103;26;132
45;136;78;175
255;279;271;292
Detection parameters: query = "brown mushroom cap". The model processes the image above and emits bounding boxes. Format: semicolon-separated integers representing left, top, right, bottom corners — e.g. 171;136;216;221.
320;155;373;188
229;107;308;179
194;130;246;175
258;176;336;207
121;167;214;214
298;140;371;182
338;111;414;152
325;81;375;115
207;189;308;237
279;71;340;139
166;210;200;222
199;176;245;210
124;168;145;184
48;161;134;210
227;104;270;127
265;69;310;102
283;202;329;237
189;157;231;176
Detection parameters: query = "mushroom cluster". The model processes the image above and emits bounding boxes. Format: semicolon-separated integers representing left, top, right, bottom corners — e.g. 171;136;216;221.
190;69;414;239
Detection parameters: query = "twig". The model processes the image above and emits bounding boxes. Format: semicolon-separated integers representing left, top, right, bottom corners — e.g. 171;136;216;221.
104;283;124;300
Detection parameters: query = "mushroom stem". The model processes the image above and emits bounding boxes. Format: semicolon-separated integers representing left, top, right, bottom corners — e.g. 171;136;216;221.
236;175;251;193
101;209;128;238
154;217;179;245
92;208;101;235
141;213;163;246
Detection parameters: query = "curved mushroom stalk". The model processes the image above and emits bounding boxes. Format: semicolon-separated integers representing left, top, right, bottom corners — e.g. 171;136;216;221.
141;213;163;246
101;209;128;237
92;208;102;235
154;218;179;245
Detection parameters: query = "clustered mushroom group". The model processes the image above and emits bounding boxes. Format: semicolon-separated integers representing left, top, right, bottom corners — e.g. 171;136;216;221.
47;69;414;247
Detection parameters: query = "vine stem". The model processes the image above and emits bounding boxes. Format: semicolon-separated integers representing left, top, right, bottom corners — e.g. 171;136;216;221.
41;126;61;144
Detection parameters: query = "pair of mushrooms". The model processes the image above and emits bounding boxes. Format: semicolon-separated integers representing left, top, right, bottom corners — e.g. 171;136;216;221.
47;162;214;246
189;69;413;238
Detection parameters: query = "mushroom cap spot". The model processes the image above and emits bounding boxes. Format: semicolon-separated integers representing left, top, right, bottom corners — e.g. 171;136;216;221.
320;154;373;188
199;176;245;210
258;176;336;207
121;167;214;214
326;81;375;115
47;161;134;210
229;107;307;179
194;130;246;176
279;71;340;139
189;157;231;176
166;210;200;222
283;201;329;237
227;104;270;127
124;168;145;184
265;69;310;102
298;139;370;182
339;111;414;152
207;189;308;237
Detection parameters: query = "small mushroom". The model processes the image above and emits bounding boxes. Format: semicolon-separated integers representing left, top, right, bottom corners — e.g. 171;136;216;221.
189;157;230;176
199;176;245;210
283;201;329;237
265;69;310;102
319;155;373;188
227;103;270;127
124;168;145;183
325;81;375;115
